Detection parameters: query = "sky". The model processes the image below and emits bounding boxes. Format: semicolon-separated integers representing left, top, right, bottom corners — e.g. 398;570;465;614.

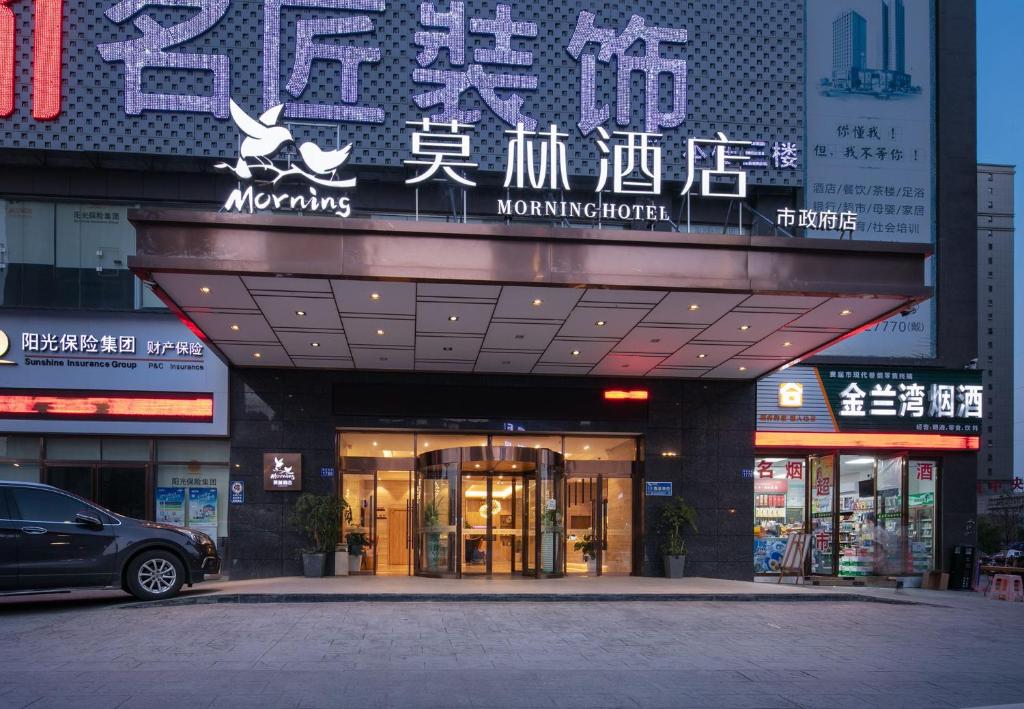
977;0;1023;477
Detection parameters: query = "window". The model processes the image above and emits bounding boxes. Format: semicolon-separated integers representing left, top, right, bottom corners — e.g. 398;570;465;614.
10;487;96;523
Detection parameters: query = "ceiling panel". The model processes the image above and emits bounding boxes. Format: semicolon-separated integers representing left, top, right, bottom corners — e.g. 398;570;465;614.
416;361;476;372
475;351;541;373
343;317;415;347
613;326;701;354
493;286;583;320
695;311;798;344
155;273;257;310
540;338;617;365
188;311;277;343
532;363;595;375
741;294;828;310
276;331;351;359
558;306;648;338
333;280;416;315
785;297;905;329
581;289;665;304
218;343;292;367
254;294;342;330
643;292;749;325
417;283;501;299
242;276;331;293
590;354;664;376
661;344;748;368
292;356;354;369
702;358;786;379
415;336;482;361
482;322;561;351
350;347;416;369
416;301;495;335
741;330;839;358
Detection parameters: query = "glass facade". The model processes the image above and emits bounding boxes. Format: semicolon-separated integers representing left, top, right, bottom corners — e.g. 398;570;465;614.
754;452;942;577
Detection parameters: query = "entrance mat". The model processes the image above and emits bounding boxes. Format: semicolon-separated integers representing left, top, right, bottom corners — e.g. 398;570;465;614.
135;592;927;608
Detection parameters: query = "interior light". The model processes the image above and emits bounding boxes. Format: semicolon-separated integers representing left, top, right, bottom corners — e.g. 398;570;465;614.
448;315;459;322
583;445;590;451
474;463;481;469
688;304;700;311
840;309;852;316
12;462;20;467
511;465;517;470
697;353;707;359
376;329;384;336
534;444;540;449
782;341;792;347
571;349;581;356
311;342;320;348
200;286;210;294
233;463;240;469
372;441;378;447
532;298;543;306
661;451;678;457
846;457;876;465
739;324;750;331
739;366;748;371
370;293;381;300
595;320;606;326
230;324;240;331
253;352;261;359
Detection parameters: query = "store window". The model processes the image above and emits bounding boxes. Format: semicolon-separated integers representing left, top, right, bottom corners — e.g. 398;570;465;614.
809;455;835;575
564;436;636;461
339;432;415;458
908;460;938;573
753;457;806;574
417;434;489;454
838;456;875;577
494;435;563;453
156;464;229;542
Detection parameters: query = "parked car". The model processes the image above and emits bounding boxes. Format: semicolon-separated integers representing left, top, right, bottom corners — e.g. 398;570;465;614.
0;481;220;601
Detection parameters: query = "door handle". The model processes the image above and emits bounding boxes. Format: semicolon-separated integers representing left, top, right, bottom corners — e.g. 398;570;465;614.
20;526;47;535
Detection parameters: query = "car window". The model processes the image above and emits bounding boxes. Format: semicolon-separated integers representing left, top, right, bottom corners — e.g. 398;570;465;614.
10;488;95;523
0;490;10;520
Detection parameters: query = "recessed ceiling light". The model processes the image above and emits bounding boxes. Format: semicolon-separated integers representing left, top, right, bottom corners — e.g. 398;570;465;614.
739;366;748;371
311;342;320;348
12;462;20;467
583;445;590;451
253;352;261;359
200;286;211;294
688;303;700;311
840;309;852;316
230;324;239;331
532;298;543;306
370;293;381;300
697;353;707;358
296;310;306;316
739;324;750;331
571;349;581;356
448;315;459;321
372;441;378;447
782;341;792;347
533;444;540;449
595;320;606;326
442;346;454;352
376;329;384;335
474;463;481;469
511;464;518;470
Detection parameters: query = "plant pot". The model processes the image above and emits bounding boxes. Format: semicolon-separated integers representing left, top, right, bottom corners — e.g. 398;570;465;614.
334;551;349;576
586;558;597;575
541;531;556;573
302;552;327;578
425;531;441;570
348;552;363;573
664;554;686;578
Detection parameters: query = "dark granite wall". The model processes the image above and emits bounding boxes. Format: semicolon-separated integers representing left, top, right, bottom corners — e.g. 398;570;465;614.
226;369;755;580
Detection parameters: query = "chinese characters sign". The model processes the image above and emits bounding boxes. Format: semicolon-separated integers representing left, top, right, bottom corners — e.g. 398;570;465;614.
264;452;302;491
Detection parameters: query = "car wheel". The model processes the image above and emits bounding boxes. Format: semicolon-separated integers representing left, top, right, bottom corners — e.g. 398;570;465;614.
126;551;185;601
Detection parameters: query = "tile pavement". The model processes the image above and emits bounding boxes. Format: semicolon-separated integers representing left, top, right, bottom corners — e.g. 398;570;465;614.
0;594;1023;708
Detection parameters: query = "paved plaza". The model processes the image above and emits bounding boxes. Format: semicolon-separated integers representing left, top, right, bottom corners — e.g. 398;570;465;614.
1;584;1023;709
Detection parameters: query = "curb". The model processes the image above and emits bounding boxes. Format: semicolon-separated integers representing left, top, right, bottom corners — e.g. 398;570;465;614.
133;592;927;608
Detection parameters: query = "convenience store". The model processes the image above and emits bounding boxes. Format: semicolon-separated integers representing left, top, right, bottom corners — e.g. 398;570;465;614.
753;365;981;579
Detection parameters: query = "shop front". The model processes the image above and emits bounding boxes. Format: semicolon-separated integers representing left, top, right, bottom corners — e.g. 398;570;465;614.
754;365;980;579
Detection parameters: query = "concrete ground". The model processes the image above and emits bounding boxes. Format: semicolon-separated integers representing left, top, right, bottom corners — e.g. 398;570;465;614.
1;579;1023;709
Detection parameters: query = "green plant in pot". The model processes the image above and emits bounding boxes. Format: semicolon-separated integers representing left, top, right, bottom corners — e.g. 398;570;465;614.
423;500;443;571
345;531;373;573
657;496;698;578
573;530;599;574
540;505;562;573
291;493;350;578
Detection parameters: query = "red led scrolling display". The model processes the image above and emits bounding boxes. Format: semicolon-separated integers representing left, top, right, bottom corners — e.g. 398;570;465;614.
0;390;214;422
1;0;63;120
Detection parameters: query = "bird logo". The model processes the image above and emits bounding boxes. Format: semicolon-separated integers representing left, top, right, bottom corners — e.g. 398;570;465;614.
216;100;356;188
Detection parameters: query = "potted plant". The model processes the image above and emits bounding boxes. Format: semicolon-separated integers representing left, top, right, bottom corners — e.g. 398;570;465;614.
540;504;562;573
422;500;443;570
345;531;372;573
573;530;598;574
658;496;698;578
291;493;350;578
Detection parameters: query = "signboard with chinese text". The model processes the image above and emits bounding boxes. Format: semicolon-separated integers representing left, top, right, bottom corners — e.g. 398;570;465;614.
264;452;302;491
804;0;935;358
758;365;981;435
0;310;228;435
229;480;245;504
646;481;672;497
155;487;186;525
0;0;803;189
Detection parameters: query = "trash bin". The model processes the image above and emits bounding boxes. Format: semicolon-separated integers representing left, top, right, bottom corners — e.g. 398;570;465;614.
949;545;976;591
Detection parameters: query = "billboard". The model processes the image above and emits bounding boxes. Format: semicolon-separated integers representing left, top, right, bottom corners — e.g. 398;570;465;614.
804;0;935;357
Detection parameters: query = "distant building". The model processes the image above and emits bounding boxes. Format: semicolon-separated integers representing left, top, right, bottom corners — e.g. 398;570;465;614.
977;164;1016;507
833;10;868;87
895;0;906;73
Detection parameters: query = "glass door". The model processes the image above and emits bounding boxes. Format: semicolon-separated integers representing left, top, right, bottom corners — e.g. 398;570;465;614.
809;455;836;575
414;459;457;578
876;455;906;575
342;472;376;574
907;459;937;574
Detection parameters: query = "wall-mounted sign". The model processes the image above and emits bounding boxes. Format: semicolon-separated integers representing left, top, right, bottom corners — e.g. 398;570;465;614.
264;453;302;491
320;466;336;479
758;366;982;435
0;310;228;436
155;487;185;525
646;481;672;497
229;480;245;504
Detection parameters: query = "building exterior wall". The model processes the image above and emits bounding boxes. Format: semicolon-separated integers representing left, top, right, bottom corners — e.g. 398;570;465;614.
976;164;1015;497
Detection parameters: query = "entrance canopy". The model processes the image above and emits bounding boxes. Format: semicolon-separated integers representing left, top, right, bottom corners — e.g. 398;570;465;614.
129;210;931;380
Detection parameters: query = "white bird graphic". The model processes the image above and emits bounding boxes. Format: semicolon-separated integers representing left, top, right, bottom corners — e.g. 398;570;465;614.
229;101;293;169
298;141;352;177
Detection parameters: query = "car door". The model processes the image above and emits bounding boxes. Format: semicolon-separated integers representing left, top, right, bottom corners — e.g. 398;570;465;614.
9;486;117;590
0;490;18;591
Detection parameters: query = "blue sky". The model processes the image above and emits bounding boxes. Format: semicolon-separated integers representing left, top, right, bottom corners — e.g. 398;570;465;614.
977;0;1023;476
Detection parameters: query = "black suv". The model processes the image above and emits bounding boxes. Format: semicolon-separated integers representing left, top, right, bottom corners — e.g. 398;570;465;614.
0;481;221;601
